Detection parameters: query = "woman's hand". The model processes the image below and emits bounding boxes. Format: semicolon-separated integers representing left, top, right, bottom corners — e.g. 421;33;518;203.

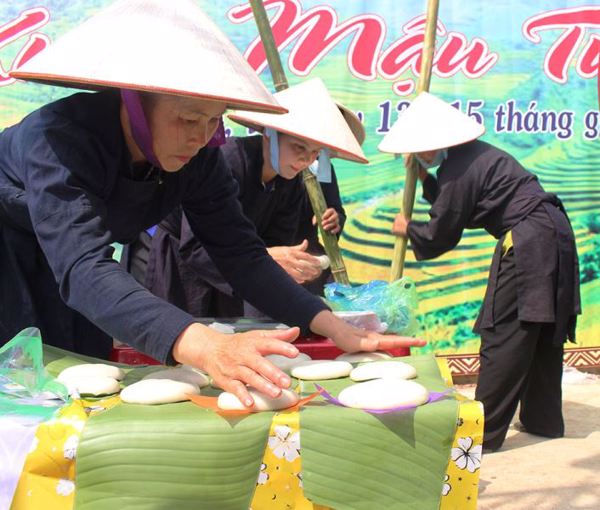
172;324;301;407
313;208;341;234
391;213;409;237
267;240;322;283
309;310;426;353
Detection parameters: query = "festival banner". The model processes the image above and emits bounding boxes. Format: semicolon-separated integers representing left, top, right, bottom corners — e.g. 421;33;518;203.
1;1;598;369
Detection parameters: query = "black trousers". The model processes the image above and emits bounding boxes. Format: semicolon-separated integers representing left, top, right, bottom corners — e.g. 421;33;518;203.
475;248;564;450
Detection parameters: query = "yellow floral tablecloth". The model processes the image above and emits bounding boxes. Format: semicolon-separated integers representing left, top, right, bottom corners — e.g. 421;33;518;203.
10;359;483;510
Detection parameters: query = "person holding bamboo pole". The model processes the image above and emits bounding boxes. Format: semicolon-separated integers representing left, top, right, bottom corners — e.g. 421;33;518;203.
293;168;347;297
126;78;363;316
381;91;580;451
0;0;425;410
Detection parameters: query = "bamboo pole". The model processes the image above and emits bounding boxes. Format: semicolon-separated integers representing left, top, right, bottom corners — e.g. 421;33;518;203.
249;0;288;92
249;0;351;285
389;0;440;281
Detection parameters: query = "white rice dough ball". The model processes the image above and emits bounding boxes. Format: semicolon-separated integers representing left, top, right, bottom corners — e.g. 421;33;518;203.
217;388;299;412
58;363;125;381
142;367;209;388
57;375;120;397
291;360;353;380
338;379;429;410
120;379;199;405
350;361;417;382
265;352;312;372
335;351;392;363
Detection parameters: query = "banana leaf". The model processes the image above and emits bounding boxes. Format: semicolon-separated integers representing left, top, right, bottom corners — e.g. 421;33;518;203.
43;346;272;509
299;355;458;510
43;347;457;510
74;402;273;510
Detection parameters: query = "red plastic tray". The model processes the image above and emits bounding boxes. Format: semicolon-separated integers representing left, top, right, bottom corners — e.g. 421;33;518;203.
110;345;161;365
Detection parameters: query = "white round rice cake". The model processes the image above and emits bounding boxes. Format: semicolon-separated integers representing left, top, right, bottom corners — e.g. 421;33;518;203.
338;379;429;410
350;361;417;381
217;388;299;411
142;367;209;388
265;353;312;372
57;375;120;397
120;379;199;405
335;351;392;363
291;360;352;380
58;363;125;381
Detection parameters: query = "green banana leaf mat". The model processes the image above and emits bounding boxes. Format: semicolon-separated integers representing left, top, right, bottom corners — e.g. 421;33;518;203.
298;355;458;510
43;346;458;510
45;346;272;510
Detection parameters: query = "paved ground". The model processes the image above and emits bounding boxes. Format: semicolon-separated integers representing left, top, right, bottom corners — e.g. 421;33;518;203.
456;369;600;510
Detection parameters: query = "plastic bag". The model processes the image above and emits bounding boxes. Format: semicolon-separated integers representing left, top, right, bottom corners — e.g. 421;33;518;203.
0;327;69;419
324;278;419;336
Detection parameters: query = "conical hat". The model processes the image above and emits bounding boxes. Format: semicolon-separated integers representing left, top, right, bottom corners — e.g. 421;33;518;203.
10;0;285;114
378;92;485;154
337;103;366;146
227;78;368;163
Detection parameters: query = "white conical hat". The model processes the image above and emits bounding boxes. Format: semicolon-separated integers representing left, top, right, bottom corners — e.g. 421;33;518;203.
378;91;485;154
227;78;368;163
10;0;285;114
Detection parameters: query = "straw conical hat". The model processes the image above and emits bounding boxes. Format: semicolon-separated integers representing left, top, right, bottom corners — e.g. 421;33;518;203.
227;78;368;163
10;0;285;114
378;92;485;154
